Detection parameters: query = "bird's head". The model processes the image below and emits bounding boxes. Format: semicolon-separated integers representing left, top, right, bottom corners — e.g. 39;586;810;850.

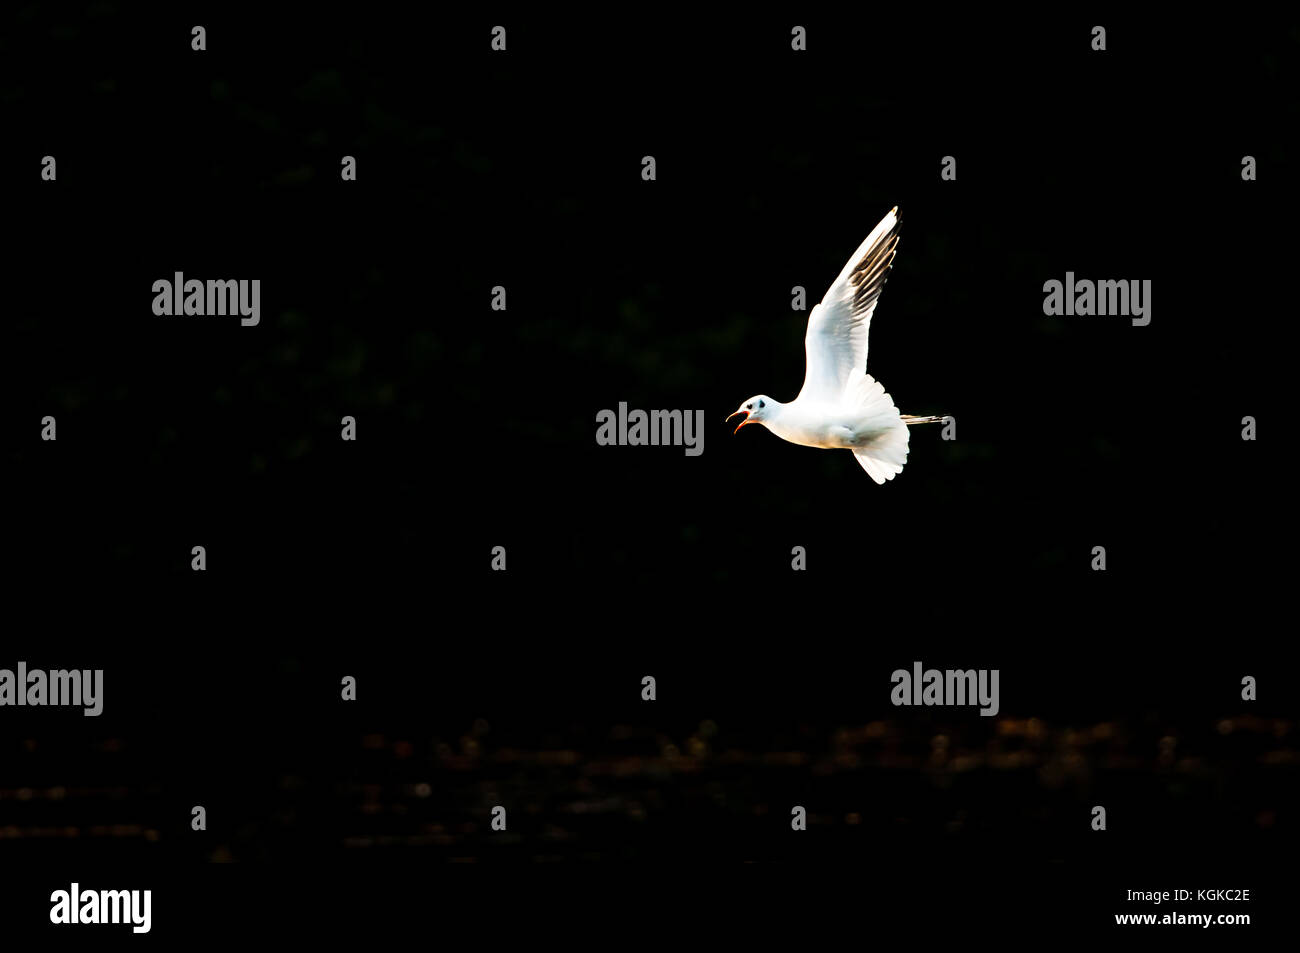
727;395;773;434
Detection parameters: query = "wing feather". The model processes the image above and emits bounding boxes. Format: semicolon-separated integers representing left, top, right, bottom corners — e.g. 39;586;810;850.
797;206;901;404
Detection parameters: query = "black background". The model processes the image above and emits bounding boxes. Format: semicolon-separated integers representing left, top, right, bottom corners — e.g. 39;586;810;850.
1;5;1296;940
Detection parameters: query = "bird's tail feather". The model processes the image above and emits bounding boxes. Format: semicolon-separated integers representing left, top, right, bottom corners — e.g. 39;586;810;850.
847;374;908;484
901;414;946;425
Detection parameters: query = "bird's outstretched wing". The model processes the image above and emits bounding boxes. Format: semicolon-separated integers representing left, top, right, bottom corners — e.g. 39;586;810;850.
797;206;901;405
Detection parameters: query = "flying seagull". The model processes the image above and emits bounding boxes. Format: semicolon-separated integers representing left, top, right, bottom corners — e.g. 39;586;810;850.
727;206;944;483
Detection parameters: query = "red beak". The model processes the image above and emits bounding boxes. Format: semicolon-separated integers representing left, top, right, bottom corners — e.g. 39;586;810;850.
726;409;752;434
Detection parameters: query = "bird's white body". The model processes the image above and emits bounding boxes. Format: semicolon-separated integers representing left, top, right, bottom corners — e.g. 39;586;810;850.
760;398;897;451
729;206;943;484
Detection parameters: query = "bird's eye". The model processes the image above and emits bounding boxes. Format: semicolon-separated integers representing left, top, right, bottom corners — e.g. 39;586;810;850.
758;400;765;408
746;403;752;410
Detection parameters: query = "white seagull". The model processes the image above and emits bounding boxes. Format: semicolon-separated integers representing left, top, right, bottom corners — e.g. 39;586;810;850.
727;206;944;483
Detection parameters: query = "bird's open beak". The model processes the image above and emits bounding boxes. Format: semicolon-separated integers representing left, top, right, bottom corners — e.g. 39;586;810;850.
726;409;752;435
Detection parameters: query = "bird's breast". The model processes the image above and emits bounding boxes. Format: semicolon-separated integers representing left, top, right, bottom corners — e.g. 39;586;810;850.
767;407;851;449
